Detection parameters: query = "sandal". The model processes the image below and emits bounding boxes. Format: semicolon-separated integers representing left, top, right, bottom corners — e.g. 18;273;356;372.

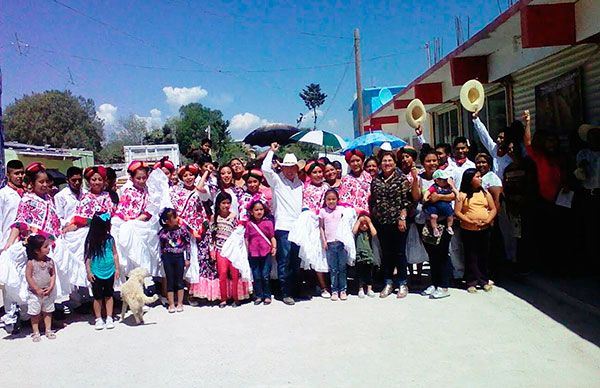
176;306;184;312
263;298;272;305
32;333;41;342
45;330;56;340
168;306;176;313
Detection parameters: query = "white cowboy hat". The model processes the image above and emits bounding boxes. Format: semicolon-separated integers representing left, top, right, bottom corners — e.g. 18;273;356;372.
460;79;485;113
279;153;305;169
578;124;600;142
373;141;393;156
405;98;427;129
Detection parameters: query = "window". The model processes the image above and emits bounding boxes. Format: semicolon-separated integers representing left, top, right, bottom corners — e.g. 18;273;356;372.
434;108;459;145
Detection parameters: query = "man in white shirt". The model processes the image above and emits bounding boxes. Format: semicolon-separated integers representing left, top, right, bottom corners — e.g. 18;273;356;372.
261;142;303;306
472;112;512;179
446;136;476;189
54;166;85;228
0;160;25;248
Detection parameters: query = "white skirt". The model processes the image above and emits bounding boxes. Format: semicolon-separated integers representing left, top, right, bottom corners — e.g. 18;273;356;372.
112;217;161;279
220;226;252;282
288;211;328;273
185;234;201;284
61;227;90;288
0;238;72;305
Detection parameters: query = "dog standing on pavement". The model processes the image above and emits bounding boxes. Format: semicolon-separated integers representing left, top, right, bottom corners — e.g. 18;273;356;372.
120;267;159;324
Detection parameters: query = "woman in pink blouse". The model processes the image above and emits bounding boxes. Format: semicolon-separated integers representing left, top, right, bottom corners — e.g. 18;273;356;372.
0;162;71;305
112;161;161;277
339;150;372;214
288;161;330;297
63;166;115;289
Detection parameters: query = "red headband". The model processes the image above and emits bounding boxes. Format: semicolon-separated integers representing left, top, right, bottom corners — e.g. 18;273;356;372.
344;149;365;163
304;160;323;174
127;160;148;174
84;166;107;180
25;162;46;174
153;157;175;172
177;164;200;178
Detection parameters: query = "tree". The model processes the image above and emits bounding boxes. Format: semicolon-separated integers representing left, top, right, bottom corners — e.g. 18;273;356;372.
96;139;125;164
144;122;176;145
117;114;147;145
175;103;231;159
4;90;104;152
299;83;327;130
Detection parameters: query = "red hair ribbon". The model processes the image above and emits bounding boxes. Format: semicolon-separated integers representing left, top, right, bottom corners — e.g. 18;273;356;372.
344;149;365;163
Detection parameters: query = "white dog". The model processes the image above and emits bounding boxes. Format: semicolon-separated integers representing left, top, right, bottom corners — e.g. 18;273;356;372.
120;267;159;325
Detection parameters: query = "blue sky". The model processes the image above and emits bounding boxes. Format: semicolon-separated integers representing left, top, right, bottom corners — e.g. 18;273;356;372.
1;0;505;141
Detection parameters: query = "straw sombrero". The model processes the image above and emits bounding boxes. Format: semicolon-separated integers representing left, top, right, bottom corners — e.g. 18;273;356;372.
460;79;485;113
405;99;427;129
578;124;600;142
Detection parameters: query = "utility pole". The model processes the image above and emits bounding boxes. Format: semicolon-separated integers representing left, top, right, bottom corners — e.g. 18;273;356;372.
0;66;5;183
354;28;364;135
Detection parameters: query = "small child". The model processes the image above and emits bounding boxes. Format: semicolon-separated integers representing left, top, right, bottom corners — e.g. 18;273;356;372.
212;192;241;308
422;169;455;237
25;234;56;342
158;208;191;313
352;214;377;298
244;200;276;305
319;189;348;301
85;212;120;330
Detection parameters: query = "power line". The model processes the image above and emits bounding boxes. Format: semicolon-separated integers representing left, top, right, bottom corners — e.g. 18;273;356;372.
318;50;353;126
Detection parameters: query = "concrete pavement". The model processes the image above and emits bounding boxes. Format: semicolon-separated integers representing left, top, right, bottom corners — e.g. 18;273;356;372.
1;283;599;387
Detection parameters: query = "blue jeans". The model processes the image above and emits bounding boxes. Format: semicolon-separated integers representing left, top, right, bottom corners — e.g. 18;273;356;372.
326;241;347;293
275;230;300;298
250;255;272;299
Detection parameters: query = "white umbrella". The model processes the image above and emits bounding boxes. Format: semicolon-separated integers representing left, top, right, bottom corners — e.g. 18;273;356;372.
289;130;347;150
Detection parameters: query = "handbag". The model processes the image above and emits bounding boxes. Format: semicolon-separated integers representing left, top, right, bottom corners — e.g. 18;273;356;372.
421;224;444;246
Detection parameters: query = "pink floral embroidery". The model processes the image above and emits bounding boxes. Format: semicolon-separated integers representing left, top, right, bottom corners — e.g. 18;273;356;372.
339;170;372;213
74;191;114;220
169;186;207;234
13;193;61;238
303;182;329;213
114;185;148;221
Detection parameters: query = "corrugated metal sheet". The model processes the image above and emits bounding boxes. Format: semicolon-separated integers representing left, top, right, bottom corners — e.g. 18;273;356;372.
512;44;600;131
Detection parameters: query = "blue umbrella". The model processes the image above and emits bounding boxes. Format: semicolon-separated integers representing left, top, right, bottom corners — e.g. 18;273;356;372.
342;131;407;156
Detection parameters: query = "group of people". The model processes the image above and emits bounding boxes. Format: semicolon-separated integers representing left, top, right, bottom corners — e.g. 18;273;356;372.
0;110;598;341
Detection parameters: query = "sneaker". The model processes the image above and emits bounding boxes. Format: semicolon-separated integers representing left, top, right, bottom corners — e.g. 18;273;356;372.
379;284;393;298
431;288;450;299
483;284;493;292
283;297;295;306
367;289;376;298
421;285;436;296
467;286;477;293
94;318;104;330
330;292;339;301
340;291;348;301
105;316;115;329
397;285;409;299
447;226;455;236
358;288;366;298
321;290;331;299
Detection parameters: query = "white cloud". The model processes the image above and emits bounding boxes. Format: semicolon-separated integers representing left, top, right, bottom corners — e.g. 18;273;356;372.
208;93;234;107
135;108;162;129
162;86;208;109
299;109;323;128
228;112;271;140
96;103;117;125
327;119;338;129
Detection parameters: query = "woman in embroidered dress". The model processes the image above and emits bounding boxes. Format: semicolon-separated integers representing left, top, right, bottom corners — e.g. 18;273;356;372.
154;157;177;186
170;164;219;302
238;169;270;223
339;150;372;214
288;161;330;297
63;166;115;290
211;165;245;217
229;158;247;189
111;161;161;277
324;163;342;189
0;162;70;306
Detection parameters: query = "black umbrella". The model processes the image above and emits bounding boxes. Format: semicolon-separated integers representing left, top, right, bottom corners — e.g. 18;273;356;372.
46;168;67;186
243;124;300;146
